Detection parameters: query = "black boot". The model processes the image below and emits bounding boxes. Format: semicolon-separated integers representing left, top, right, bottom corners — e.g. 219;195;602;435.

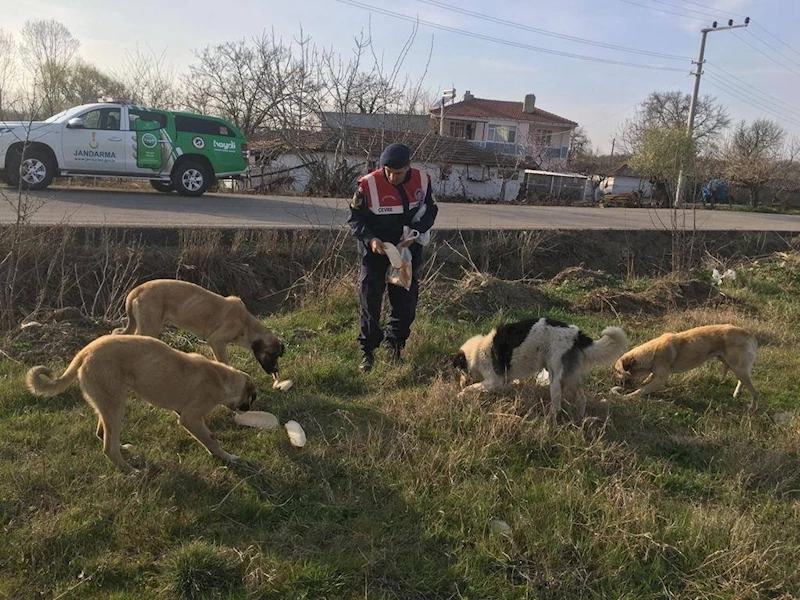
387;342;403;364
359;351;374;373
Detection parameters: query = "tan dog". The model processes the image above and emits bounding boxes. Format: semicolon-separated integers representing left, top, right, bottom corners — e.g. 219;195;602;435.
26;335;257;473
613;324;759;409
113;279;284;374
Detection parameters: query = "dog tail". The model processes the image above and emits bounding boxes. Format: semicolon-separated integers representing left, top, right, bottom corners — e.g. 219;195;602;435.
26;351;84;397
112;291;138;335
583;326;629;365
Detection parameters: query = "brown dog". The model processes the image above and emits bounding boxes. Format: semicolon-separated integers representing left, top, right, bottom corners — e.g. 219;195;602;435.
26;335;257;473
113;279;284;374
613;324;759;409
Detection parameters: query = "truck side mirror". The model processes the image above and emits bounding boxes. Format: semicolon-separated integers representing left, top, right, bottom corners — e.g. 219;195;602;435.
66;117;85;129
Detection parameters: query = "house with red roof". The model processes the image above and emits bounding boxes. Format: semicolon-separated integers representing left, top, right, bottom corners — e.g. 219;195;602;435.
431;91;578;168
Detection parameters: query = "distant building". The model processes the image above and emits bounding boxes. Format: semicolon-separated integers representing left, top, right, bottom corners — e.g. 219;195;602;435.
317;111;432;134
598;163;653;198
246;127;537;202
431;90;578;169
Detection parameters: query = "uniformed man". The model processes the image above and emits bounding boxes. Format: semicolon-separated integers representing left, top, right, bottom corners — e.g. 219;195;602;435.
348;143;439;372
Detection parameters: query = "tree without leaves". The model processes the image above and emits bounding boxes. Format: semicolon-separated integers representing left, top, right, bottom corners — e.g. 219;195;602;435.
283;23;434;195
567;126;592;166
316;30;395;119
0;30;17;119
722;119;796;208
184;32;314;139
313;21;432;123
64;61;127;105
19;19;80;117
116;46;179;109
620;90;730;156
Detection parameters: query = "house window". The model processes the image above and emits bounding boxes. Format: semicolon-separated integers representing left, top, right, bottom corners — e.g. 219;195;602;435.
535;129;553;147
449;121;474;140
486;124;517;144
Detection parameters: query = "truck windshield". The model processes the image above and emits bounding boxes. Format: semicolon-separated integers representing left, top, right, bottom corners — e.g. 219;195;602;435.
44;106;86;123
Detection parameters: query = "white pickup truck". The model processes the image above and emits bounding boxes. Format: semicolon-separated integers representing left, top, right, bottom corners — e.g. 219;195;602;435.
0;101;249;196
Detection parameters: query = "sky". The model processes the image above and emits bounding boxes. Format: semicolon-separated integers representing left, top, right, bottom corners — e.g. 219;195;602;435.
3;0;800;152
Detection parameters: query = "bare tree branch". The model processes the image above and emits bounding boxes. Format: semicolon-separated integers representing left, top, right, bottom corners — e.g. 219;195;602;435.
619;90;730;157
19;19;80;116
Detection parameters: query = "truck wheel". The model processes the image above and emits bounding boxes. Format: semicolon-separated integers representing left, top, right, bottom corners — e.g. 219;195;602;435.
149;180;173;193
172;161;210;197
8;147;55;191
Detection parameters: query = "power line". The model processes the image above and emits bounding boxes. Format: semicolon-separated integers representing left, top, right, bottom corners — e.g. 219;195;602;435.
751;21;800;60
334;0;687;72
706;63;800;118
635;0;800;74
703;72;800;127
745;28;800;71
668;0;800;59
618;0;708;22
668;0;747;18
704;78;800;128
732;31;800;81
413;0;690;61
645;0;726;20
704;74;800;127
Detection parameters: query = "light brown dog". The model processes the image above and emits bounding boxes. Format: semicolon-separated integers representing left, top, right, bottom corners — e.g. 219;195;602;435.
113;279;284;374
26;335;257;473
613;324;759;409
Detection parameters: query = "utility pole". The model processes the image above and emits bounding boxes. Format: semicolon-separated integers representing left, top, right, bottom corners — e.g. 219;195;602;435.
674;17;749;208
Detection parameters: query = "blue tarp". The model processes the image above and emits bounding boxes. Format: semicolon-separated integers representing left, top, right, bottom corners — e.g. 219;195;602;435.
701;178;729;205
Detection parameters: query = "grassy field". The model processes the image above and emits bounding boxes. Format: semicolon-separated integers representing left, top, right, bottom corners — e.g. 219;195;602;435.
1;251;799;599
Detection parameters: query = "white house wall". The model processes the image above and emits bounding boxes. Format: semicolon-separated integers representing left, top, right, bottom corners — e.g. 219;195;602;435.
247;152;522;201
413;160;522;202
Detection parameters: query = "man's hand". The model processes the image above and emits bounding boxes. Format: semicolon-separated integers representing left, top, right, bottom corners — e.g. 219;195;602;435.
369;238;385;254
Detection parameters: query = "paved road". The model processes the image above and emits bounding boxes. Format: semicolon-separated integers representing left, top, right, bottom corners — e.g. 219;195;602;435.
1;186;799;230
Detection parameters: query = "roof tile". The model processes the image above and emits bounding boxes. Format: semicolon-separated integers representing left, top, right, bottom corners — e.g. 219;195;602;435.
433;97;577;126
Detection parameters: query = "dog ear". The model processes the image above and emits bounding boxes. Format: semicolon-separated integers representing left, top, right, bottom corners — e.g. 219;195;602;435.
452;350;468;371
622;356;636;373
278;340;285;357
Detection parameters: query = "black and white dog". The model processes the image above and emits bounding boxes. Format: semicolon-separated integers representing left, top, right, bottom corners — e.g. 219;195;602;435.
453;318;628;421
